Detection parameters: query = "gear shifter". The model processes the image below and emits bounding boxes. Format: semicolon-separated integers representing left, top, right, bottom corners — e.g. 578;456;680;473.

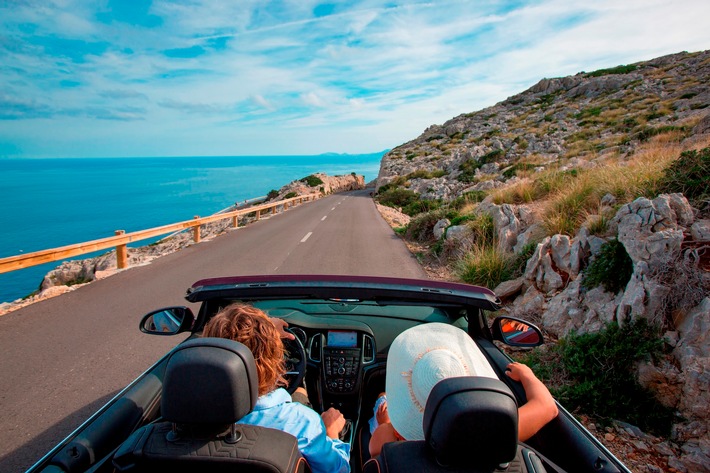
338;419;352;442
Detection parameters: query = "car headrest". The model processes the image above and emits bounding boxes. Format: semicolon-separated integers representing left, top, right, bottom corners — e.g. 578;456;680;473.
161;337;258;425
423;376;518;468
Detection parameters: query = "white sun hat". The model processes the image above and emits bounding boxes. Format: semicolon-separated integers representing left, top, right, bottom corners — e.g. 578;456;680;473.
386;322;499;441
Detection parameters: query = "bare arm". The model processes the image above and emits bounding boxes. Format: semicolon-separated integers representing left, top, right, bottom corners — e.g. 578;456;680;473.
506;362;559;441
369;422;399;457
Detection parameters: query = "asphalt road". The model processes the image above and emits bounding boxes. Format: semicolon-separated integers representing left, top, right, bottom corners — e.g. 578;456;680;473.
0;189;427;472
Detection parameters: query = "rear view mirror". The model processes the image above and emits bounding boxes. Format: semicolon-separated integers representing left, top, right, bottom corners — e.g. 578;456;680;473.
140;307;195;335
492;316;543;347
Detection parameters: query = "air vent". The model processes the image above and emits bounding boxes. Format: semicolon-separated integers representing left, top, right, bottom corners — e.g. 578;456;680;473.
308;333;323;363
362;334;376;364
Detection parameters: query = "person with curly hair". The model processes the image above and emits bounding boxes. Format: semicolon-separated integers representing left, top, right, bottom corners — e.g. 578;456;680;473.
204;303;350;473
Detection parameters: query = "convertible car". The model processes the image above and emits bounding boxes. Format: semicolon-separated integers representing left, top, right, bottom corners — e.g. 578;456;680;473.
28;275;631;473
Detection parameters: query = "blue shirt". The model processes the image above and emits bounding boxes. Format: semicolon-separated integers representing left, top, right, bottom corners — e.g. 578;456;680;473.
238;388;351;473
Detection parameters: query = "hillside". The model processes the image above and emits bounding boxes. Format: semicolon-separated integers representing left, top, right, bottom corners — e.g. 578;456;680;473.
375;50;709;473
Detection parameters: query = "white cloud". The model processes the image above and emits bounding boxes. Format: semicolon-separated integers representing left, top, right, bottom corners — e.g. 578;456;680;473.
1;0;709;157
251;94;273;110
301;92;327;108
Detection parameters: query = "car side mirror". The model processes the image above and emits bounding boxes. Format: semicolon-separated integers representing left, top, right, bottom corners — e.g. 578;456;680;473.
491;316;543;347
140;307;195;335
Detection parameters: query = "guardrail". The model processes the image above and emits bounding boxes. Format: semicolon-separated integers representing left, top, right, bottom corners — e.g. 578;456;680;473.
0;193;320;274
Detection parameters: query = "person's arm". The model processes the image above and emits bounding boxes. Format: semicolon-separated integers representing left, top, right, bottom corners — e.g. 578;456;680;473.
505;362;559;441
369;422;398;457
368;400;397;457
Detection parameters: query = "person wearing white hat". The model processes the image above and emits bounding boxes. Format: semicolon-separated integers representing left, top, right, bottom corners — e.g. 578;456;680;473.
369;323;558;457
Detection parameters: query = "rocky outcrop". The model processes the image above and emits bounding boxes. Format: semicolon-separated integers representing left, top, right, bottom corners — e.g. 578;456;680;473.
486;194;709;472
273;172;364;200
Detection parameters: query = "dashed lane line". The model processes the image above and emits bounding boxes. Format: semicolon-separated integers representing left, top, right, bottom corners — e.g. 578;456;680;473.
301;232;313;243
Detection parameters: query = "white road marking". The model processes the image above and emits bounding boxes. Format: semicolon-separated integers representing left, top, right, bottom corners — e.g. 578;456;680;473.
301;232;313;242
331;207;336;211
321;216;327;221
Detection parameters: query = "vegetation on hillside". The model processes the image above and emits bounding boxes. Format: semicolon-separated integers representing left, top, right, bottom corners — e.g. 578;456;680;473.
518;319;675;436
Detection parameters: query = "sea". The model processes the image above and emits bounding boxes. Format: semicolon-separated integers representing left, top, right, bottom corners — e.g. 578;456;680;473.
0;153;385;304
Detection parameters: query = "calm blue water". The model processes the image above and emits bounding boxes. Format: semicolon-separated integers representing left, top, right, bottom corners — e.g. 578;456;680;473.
0;154;384;303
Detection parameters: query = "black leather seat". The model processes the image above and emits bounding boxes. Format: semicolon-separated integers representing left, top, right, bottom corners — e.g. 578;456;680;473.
113;337;310;473
363;377;545;473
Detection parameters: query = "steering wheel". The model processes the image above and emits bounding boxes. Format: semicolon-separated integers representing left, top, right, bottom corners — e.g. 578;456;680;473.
282;329;307;394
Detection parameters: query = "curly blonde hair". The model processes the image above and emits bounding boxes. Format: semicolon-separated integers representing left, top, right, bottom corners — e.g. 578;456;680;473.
203;303;287;396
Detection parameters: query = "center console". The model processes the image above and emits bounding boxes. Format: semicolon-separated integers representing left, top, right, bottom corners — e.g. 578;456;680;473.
323;331;361;393
306;329;376;447
314;330;375;395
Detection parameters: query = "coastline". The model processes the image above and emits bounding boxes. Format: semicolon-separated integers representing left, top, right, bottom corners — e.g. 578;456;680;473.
0;172;367;317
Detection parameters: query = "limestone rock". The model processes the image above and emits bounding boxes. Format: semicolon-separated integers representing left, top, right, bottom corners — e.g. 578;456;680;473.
691;219;710;241
637;361;682;409
613;195;688;271
494;278;524;300
433;219;450;240
672;298;710;421
615;261;671;324
507;285;545;321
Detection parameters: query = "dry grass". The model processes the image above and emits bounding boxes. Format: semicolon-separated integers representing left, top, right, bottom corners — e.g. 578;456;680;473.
492;133;710;236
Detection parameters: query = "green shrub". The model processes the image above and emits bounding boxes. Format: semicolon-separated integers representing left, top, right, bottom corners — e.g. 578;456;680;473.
449;191;487;209
376;188;418;208
586;64;638;77
555;320;673;435
574;107;602;120
457;158;482;183
457;150;503;183
266;189;280;201
284;192;298;199
503;162;537;178
300;174;324;187
656;147;710;204
407;169;447;179
582;239;633;293
480;149;504;164
449;215;473;226
406;210;446;242
402;198;442;217
635;125;688;142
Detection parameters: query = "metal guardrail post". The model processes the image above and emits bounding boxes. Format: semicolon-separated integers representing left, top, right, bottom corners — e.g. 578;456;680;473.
115;230;127;269
193;216;201;243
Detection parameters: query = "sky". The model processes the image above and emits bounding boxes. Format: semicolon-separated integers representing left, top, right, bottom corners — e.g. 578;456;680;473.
1;0;708;158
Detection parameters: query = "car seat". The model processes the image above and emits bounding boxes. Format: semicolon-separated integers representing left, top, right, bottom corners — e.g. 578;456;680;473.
362;376;547;473
113;337;310;472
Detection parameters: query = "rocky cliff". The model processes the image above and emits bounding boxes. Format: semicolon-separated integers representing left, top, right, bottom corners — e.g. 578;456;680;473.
375;50;709;472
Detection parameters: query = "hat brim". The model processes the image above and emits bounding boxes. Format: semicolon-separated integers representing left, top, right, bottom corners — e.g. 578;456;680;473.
386;323;498;441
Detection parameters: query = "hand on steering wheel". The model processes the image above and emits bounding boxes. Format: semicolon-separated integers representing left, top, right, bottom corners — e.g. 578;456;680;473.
282;328;307;394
